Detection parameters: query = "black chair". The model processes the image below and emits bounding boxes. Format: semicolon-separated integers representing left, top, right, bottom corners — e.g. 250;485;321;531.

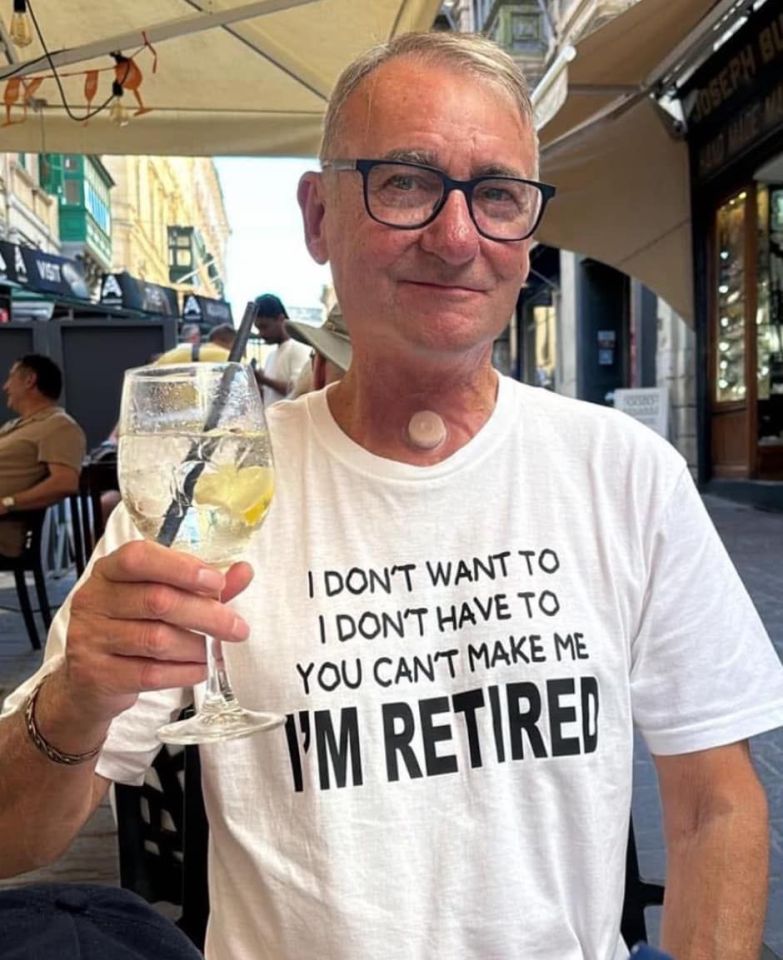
621;819;665;947
0;509;52;650
115;739;210;951
69;455;118;576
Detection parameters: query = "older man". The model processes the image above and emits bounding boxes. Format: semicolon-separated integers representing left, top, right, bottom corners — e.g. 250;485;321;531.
0;354;86;556
1;32;783;960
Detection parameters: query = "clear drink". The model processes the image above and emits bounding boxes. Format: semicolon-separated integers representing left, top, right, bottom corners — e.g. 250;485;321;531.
119;429;274;569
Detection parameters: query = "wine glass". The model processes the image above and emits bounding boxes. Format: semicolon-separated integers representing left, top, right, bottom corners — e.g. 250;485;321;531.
117;362;284;744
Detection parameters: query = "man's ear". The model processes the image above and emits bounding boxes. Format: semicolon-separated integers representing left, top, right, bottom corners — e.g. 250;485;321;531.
298;172;329;265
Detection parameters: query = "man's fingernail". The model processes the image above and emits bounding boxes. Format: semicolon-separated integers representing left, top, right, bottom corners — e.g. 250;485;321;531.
197;568;224;592
231;616;250;640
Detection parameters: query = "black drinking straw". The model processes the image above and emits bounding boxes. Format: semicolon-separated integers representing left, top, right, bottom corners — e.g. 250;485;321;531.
156;301;260;547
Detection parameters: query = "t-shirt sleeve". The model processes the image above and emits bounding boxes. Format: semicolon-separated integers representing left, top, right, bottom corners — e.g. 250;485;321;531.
38;418;86;473
630;468;783;755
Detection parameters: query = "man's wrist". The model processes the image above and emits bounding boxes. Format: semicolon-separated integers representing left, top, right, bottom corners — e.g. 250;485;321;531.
31;670;114;759
25;678;105;765
1;495;16;513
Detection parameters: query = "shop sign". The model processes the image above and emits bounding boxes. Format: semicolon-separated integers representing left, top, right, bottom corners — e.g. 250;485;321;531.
614;387;670;439
681;5;783;180
181;293;233;327
0;240;90;299
100;271;178;316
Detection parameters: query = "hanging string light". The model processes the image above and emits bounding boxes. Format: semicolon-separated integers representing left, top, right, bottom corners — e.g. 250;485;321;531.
109;80;129;126
9;0;33;47
0;1;158;126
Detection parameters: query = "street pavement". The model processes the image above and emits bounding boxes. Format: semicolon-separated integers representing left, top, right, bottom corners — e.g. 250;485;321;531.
0;494;781;953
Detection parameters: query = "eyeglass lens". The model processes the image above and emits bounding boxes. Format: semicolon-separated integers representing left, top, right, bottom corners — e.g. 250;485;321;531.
365;162;543;240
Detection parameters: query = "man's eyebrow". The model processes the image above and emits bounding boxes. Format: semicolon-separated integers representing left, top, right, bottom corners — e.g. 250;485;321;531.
473;163;529;179
380;148;439;165
375;151;530;180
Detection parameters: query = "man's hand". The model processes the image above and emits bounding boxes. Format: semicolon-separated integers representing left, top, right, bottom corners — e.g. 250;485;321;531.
61;540;253;724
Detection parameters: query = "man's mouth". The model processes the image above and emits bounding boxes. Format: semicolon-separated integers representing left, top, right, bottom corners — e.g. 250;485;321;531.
402;279;486;293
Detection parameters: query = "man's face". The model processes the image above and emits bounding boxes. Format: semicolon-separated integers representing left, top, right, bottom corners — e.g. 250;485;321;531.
300;57;537;362
255;315;284;344
2;362;33;413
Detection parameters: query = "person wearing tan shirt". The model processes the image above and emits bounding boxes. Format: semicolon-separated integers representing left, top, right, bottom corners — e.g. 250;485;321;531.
0;354;86;557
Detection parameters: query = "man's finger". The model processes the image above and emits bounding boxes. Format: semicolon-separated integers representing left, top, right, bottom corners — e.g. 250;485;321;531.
95;540;226;595
222;561;254;602
73;582;249;641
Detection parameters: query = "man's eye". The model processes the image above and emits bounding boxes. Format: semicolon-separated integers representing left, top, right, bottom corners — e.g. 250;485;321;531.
383;174;432;193
477;184;519;204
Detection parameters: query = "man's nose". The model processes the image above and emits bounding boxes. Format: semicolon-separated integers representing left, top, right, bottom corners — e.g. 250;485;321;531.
418;188;480;265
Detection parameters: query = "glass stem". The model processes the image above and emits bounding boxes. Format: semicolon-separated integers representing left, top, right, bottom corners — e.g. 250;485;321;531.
203;635;238;712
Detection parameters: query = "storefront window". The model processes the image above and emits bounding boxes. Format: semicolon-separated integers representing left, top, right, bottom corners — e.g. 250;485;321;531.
714;191;746;403
757;183;783;444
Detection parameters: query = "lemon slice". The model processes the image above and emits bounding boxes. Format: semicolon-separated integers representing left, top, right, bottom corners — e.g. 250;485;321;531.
194;464;275;526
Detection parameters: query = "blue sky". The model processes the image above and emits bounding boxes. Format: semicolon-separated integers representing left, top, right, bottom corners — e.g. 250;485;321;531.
215;157;333;318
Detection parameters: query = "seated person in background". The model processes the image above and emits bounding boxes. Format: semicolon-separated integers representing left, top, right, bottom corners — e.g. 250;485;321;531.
0;355;86;557
287;303;352;398
154;323;237;366
252;293;311;404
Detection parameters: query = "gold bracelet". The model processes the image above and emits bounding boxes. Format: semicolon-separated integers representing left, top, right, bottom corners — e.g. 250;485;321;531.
24;677;105;766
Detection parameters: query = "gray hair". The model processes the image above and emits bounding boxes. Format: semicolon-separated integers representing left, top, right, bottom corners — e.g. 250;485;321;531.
320;32;537;163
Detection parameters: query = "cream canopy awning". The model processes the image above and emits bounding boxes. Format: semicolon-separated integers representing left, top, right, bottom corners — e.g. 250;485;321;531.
535;0;730;323
0;0;440;156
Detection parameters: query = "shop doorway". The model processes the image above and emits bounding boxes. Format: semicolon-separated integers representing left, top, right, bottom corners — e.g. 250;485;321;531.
710;157;783;479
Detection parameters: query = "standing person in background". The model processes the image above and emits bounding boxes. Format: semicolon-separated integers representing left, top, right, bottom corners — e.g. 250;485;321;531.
287;303;352;397
0;355;86;556
252;293;311;404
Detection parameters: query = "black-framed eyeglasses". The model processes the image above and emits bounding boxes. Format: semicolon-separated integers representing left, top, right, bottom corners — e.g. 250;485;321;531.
321;158;555;242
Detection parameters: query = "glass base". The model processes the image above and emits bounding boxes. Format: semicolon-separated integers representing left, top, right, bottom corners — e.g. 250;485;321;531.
157;703;285;745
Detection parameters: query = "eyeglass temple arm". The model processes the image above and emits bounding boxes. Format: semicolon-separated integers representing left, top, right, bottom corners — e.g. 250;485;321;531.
320;160;357;172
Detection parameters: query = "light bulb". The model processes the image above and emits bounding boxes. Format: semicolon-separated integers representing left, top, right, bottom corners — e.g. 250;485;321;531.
9;0;33;48
110;81;129;127
109;99;129;126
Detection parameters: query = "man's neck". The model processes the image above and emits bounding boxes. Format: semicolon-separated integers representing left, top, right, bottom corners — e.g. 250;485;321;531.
17;396;56;420
327;347;498;465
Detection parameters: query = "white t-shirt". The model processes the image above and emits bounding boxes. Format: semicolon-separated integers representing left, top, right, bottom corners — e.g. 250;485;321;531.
261;338;311;405
6;376;783;960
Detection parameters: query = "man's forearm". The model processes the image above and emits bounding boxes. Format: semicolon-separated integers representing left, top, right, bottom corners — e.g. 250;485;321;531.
255;370;290;397
7;475;77;512
0;671;110;877
660;784;768;960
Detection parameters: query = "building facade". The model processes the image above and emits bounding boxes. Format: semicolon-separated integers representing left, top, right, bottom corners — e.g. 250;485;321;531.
0;153;59;253
103;156;230;304
681;1;783;500
38;154;114;295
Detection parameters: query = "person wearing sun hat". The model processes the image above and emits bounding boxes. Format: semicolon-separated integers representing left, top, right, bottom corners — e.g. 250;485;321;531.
285;302;352;395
